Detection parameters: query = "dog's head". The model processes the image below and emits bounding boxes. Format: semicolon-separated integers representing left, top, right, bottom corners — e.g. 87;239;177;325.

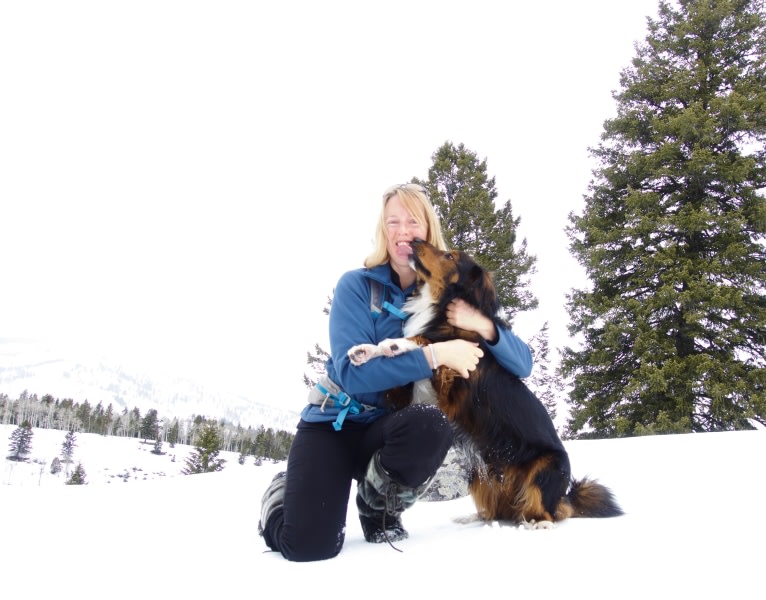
408;238;499;317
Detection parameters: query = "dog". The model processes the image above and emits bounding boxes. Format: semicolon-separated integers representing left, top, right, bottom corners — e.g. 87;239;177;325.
348;238;622;527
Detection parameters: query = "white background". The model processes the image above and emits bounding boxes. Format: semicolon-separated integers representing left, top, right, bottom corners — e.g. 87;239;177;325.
2;1;660;412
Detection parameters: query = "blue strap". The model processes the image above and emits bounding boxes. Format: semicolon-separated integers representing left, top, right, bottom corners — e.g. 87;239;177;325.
316;383;366;431
370;280;408;321
382;300;408;320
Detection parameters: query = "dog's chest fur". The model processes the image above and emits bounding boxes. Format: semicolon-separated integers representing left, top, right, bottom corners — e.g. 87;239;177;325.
401;283;438;405
402;283;435;337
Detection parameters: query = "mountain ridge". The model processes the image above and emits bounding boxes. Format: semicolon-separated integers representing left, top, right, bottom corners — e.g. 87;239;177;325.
0;338;300;432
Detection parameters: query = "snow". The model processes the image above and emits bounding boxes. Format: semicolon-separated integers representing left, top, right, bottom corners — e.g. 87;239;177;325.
1;424;763;598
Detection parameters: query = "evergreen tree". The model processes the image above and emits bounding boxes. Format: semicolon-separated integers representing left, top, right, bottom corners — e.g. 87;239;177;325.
561;0;766;438
102;403;114;436
75;399;92;432
303;296;332;389
303;342;331;389
151;436;164;455
167;419;179;447
66;463;87;485
92;402;105;435
129;407;141;437
526;322;563;427
140;408;159;442
421;141;538;324
50;457;62;475
61;430;77;463
7;420;33;461
182;423;226;474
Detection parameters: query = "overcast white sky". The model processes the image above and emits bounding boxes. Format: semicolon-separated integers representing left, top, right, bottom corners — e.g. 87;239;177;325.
1;1;661;412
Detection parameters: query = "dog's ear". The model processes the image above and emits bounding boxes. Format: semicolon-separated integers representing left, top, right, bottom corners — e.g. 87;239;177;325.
461;262;485;296
469;266;500;316
468;263;484;286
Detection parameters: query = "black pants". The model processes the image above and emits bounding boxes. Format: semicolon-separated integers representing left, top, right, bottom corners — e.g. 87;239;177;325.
262;403;453;562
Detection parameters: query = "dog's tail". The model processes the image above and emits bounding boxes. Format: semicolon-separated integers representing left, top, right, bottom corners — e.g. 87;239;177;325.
561;477;623;519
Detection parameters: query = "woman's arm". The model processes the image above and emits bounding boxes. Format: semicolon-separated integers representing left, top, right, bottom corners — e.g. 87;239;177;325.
445;298;533;378
329;272;434;396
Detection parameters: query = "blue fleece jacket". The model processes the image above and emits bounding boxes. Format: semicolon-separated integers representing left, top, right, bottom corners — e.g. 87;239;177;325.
300;264;534;424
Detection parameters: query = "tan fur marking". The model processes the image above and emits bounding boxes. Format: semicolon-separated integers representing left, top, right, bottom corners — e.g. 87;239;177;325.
469;456;565;523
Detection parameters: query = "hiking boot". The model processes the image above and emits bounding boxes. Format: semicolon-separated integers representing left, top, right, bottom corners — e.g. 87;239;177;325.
258;471;286;544
356;451;433;544
357;494;409;543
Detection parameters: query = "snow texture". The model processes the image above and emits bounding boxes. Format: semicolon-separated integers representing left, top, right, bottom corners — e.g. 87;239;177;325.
2;424;763;598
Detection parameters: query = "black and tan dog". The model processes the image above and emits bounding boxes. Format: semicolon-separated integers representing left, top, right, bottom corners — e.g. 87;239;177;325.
349;239;622;527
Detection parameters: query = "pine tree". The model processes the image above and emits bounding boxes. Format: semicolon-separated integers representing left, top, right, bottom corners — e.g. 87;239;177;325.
561;0;766;438
182;423;226;474
66;463;87;485
526;322;564;427
7;421;34;461
102;403;114;436
61;430;77;463
140;408;159;442
75;399;92;432
422;141;538;324
167;419;179;448
303;342;331;389
129;407;141;437
303;297;332;388
50;457;62;475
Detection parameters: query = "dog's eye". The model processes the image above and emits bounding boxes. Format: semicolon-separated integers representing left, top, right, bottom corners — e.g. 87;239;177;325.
444;252;455;261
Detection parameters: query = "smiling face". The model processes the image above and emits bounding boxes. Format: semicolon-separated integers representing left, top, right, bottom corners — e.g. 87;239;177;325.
384;192;428;286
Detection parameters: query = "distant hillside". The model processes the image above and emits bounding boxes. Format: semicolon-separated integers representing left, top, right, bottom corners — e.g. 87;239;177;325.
0;338;300;432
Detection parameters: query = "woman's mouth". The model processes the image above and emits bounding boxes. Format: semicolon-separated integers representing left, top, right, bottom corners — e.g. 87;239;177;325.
396;241;413;256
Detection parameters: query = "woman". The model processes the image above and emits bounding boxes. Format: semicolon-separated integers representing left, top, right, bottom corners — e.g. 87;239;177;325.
259;183;533;561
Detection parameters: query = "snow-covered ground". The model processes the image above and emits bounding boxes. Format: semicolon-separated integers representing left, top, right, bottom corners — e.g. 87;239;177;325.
1;424;763;598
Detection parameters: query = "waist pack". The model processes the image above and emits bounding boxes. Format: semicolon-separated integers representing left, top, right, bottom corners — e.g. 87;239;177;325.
308;374;380;431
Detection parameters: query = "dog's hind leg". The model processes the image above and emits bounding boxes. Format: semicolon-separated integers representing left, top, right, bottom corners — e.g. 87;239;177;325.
533;451;572;521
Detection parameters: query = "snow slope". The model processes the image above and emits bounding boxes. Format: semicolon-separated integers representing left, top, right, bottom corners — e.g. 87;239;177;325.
1;425;763;598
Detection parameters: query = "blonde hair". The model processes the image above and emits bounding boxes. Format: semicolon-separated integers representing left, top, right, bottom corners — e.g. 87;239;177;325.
363;183;448;268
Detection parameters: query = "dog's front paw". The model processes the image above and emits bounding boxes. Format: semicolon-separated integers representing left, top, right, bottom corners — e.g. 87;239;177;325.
348;344;380;365
379;338;420;357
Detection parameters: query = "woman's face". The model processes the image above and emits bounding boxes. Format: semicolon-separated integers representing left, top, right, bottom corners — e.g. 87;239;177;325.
384;193;428;276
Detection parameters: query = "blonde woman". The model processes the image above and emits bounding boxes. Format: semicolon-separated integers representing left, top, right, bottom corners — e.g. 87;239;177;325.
258;183;532;561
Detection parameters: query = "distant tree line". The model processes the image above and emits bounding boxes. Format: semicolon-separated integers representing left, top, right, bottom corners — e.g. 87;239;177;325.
0;390;294;463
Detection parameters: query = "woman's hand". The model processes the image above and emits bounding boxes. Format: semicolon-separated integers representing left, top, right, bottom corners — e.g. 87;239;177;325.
446;299;497;342
428;339;484;378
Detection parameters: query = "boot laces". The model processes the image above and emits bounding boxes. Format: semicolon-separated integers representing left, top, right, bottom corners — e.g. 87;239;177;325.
381;486;404;553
